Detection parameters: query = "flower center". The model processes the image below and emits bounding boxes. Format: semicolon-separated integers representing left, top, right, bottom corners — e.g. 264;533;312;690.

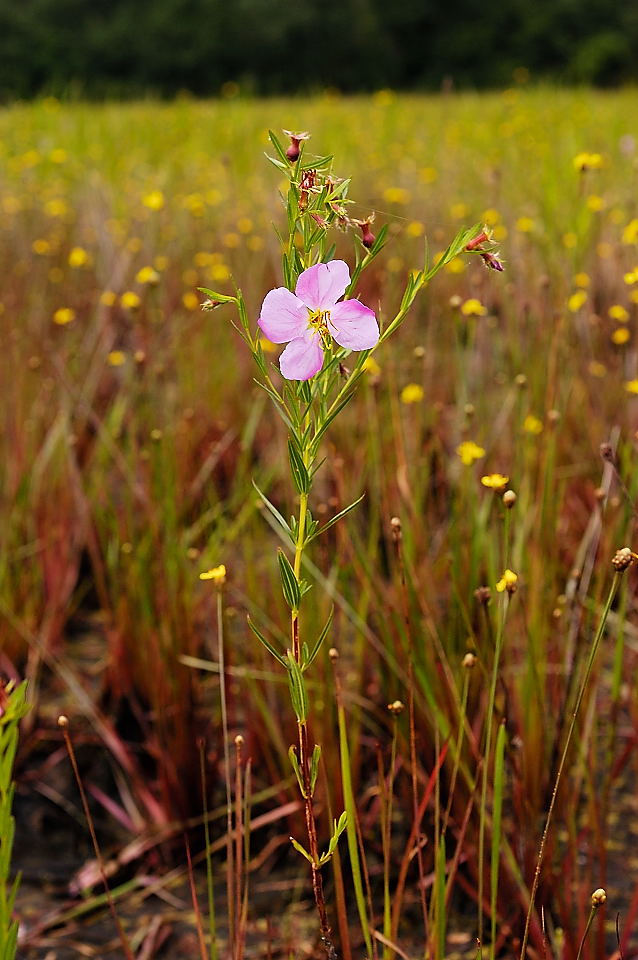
306;308;332;346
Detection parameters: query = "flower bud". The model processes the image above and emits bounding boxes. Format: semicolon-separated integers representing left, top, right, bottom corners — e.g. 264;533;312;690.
283;129;310;162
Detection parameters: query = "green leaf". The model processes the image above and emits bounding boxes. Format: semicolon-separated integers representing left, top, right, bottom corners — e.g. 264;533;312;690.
247;616;287;667
278;550;301;611
303;607;334;671
268;129;290;167
309;744;322;795
289;835;314;864
197;286;238;305
288;745;307;797
286;652;308;723
252;480;293;540
287;438;310;495
310;494;365;542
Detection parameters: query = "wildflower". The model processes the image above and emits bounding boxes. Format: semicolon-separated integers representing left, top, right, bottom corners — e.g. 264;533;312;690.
53;307;75;325
591;889;607;907
480;251;505;272
135;266;160;285
283;130;310;163
609;304;629;322
400;383;424;404
257;260;379;381
563;232;578;249
622;219;638;245
568;290;587;312
574;272;590;288
516;216;535;233
612;328;630;345
120;291;141;310
462;652;477;669
352;214;376;249
587;195;604;212
362;356;381;376
481;473;509;490
406;220;424;238
457;441;486;466
383;187;410;205
387;700;404;715
100;290;117;306
496;569;518;594
625;379;638;394
588;361;606;377
573;152;604;172
200;564;227;584
461;298;487;317
68;246;90;268
182;291;200;310
523;414;543;434
107;350;126;366
624;270;638;285
143;190;165;211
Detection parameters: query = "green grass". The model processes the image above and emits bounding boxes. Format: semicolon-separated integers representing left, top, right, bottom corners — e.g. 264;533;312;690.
3;87;638;958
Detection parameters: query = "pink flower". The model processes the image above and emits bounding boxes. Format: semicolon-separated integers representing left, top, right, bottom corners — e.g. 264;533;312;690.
258;260;379;380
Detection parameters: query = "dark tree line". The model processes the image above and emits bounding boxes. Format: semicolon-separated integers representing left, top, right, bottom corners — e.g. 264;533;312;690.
1;0;636;99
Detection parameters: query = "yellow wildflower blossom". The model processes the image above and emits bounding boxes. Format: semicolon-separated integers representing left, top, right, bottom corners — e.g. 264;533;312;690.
622;219;638;245
481;474;509;490
143;190;165;211
612;328;630;345
53;307;75;325
457;441;486;466
400;383;424;404
496;569;518;593
568;290;587;312
107;351;126;367
461;298;487;317
120;291;141;310
609;304;629;322
199;564;227;584
625;380;638;394
362;356;381;376
68;246;90;268
523;414;544;434
135;266;160;285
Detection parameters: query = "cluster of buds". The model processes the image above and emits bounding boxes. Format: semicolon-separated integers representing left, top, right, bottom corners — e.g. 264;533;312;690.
465;226;505;272
611;547;638;571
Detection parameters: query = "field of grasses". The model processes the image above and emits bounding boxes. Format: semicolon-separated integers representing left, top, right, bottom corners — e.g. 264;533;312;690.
3;87;638;959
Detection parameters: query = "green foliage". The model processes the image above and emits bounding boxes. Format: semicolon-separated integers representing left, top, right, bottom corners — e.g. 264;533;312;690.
1;0;638;99
0;683;29;960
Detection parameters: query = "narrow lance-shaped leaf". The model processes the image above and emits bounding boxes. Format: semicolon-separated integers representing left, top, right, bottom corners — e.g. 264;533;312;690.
278;549;301;611
247;616;287;667
303;607;334;672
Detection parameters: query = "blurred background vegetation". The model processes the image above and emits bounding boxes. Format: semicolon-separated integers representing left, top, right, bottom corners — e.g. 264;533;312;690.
1;0;638;100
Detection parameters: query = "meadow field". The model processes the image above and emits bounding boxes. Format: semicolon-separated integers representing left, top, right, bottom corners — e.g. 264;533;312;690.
2;88;638;959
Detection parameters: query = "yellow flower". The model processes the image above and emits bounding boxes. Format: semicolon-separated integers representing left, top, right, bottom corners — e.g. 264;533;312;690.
135;266;160;285
574;272;590;288
496;569;518;593
461;298;487;317
68;246;90;268
481;208;501;226
362;356;381;376
568;290;587;312
622;219;638;245
406;220;424;238
609;304;629;322
237;217;253;234
143;190;165;211
32;238;51;255
259;338;277;354
445;257;466;274
200;564;227;584
383;186;410;205
586;194;604;212
625;379;638;394
481;473;509;490
53;307;75;325
623;270;638;285
120;291;141;310
182;291;200;311
523;414;544;435
562;232;578;249
457;441;486;466
400;383;424;404
107;350;126;367
100;290;117;306
450;202;468;220
516;216;535;233
612;327;630;345
588;360;606;378
573;152;603;172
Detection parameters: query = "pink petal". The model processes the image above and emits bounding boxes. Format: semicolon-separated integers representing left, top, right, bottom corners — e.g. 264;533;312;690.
279;335;324;381
328;299;379;351
258;287;307;343
295;260;350;310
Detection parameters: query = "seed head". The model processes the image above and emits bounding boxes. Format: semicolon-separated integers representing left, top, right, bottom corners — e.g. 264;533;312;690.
612;547;638;571
502;489;517;509
387;700;405;715
474;586;492;605
462;652;477;669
